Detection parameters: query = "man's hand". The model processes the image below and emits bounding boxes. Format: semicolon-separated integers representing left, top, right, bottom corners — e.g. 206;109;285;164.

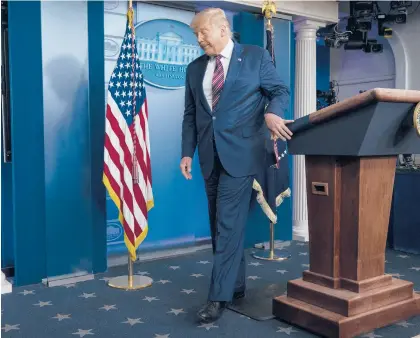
265;113;294;141
180;157;193;180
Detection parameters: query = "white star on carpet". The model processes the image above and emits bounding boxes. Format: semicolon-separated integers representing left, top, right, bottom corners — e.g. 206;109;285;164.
296;242;306;246
167;308;186;315
100;305;117;311
122;318;143;326
247;276;261;280
191;273;204;278
276;326;297;335
154;334;170;338
409;267;420;271
197;260;210;264
137;271;150;275
143;296;159;302
301;264;310;268
395;321;414;328
79;293;96;299
52;314;71;321
19;290;35;295
156;279;171;284
397;255;409;259
249;262;262;266
72;329;94;337
276;270;288;274
198;323;218;330
240;315;251;319
361;332;382;338
299;252;308;256
181;289;196;294
169;266;180;270
1;324;20;332
34;301;52;307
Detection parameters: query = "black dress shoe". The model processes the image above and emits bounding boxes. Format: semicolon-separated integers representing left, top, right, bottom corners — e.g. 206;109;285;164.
233;290;245;300
197;301;226;323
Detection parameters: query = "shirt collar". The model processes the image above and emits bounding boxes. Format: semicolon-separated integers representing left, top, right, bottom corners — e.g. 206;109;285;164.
217;39;234;60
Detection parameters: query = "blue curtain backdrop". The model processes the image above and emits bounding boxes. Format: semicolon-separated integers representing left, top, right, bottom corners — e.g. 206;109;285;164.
4;1;106;286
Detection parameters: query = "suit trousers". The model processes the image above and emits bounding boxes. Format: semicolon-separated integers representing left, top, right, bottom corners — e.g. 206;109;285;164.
204;144;254;302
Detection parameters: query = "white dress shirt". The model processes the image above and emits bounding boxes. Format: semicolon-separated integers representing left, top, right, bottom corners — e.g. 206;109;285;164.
202;39;234;110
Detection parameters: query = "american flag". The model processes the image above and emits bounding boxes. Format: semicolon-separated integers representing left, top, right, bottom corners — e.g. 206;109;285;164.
103;10;153;261
252;22;291;225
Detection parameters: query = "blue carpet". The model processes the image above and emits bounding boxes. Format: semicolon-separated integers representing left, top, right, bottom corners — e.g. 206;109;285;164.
2;241;420;337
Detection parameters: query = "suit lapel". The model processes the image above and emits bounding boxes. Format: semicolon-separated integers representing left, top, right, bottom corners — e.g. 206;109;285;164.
196;56;212;115
214;43;244;113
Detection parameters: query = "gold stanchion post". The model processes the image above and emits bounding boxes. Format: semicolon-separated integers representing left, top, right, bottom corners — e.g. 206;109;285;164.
252;1;291;263
252;222;291;261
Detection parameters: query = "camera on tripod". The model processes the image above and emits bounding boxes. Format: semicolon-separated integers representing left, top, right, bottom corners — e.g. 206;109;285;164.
317;81;339;110
316;1;411;54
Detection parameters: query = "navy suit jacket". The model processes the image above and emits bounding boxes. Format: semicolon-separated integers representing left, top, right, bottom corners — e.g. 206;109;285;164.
182;42;290;179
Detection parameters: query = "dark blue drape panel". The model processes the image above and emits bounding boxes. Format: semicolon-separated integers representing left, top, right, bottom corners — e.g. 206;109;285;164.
1;156;14;268
8;1;47;285
88;1;107;274
233;14;293;248
233;12;264;47
41;1;106;279
316;45;331;91
271;18;293;241
389;171;420;254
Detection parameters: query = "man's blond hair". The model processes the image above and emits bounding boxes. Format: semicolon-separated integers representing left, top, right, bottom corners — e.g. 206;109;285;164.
191;8;232;37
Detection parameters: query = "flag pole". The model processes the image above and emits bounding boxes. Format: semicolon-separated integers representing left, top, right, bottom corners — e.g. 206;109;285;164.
253;0;291;262
107;0;153;290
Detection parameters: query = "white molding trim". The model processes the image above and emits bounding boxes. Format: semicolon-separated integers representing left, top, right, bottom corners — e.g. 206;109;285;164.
336;75;396;86
146;0;338;23
108;241;212;268
387;30;408;90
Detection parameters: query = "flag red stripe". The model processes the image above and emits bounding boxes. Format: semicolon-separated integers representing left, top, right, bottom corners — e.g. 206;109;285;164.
139;101;152;185
106;105;148;222
105;125;144;244
144;100;152;186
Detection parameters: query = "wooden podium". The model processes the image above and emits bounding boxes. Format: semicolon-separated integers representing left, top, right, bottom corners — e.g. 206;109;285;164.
273;88;420;338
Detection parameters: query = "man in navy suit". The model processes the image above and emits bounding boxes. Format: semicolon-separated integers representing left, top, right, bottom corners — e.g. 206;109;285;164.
180;8;292;323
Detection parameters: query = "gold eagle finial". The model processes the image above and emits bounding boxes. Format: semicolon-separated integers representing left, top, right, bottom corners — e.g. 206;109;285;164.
262;0;277;30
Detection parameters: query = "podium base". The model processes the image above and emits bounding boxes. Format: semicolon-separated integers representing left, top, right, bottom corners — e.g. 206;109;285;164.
227;283;285;321
273;277;420;338
108;275;153;290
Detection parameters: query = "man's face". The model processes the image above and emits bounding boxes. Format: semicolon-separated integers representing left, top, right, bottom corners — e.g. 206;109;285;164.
193;21;224;56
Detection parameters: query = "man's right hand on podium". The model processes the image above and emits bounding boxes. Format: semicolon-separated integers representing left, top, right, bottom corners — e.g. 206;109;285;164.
180;157;193;180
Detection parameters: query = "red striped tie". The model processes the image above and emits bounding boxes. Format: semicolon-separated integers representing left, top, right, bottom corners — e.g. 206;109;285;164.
212;55;224;110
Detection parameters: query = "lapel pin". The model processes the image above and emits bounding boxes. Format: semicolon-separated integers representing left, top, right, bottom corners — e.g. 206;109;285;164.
238;58;242;62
